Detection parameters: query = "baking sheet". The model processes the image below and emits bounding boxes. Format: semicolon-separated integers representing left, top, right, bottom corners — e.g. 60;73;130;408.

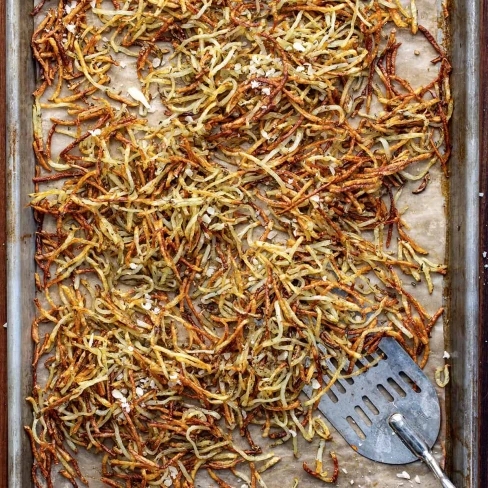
7;0;481;486
34;2;448;486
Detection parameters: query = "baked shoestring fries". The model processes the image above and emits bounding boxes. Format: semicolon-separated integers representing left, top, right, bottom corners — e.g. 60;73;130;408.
28;0;451;486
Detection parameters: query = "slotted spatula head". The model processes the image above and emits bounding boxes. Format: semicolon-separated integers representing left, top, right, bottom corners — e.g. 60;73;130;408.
304;337;440;464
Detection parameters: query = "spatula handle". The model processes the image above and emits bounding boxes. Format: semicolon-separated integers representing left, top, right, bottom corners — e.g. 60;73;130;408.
389;413;455;488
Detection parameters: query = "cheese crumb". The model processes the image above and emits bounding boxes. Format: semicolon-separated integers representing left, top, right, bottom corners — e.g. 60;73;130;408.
128;87;151;109
112;389;124;400
293;41;306;52
65;2;77;14
414;475;421;484
121;402;131;413
88;128;101;137
262;87;271;96
396;471;410;480
152;58;162;68
251;80;260;89
66;24;76;34
443;350;450;359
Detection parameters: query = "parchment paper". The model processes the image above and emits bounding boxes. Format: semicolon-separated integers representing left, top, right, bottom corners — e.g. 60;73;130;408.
33;0;450;486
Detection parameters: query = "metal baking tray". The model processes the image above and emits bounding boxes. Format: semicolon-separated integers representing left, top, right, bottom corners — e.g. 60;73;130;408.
6;0;481;486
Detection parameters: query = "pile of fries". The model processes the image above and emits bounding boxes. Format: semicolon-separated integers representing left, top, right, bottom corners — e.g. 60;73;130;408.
27;0;450;486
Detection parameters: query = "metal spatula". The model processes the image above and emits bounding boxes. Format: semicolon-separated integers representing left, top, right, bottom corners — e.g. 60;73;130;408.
304;337;455;487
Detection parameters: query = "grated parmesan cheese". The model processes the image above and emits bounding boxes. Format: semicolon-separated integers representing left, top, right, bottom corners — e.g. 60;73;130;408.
127;87;151;109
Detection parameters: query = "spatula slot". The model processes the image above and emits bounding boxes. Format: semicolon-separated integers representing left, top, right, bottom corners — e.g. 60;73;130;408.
399;371;422;393
377;384;394;402
375;347;388;359
321;372;344;398
329;357;339;371
346;416;366;440
364;352;386;366
326;389;339;403
334;380;346;394
364;354;376;363
345;377;354;385
362;396;379;415
387;377;407;397
354;406;372;426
